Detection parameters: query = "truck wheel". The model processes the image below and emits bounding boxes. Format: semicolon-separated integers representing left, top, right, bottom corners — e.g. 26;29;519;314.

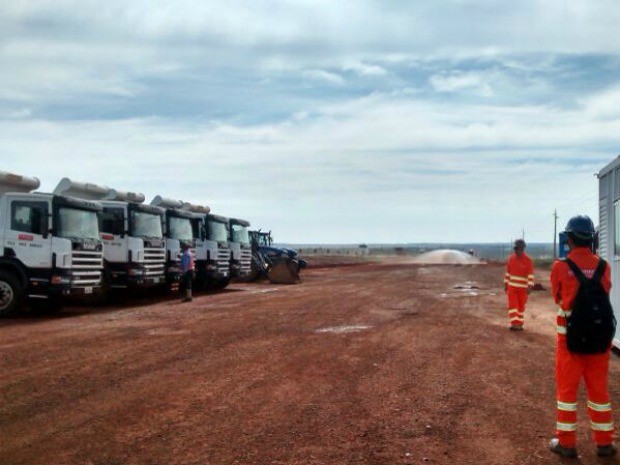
0;271;24;317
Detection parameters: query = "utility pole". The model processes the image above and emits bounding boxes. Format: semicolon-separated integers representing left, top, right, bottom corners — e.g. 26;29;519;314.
522;228;525;240
553;209;558;260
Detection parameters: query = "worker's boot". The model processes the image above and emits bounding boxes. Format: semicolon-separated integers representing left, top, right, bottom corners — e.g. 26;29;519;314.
549;438;577;458
182;289;192;303
597;444;617;457
509;325;524;331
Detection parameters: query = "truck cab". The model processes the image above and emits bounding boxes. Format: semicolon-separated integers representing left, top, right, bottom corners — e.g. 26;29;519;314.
0;171;104;316
203;213;231;288
229;218;252;279
150;196;197;288
99;200;166;289
180;202;212;289
54;180;167;294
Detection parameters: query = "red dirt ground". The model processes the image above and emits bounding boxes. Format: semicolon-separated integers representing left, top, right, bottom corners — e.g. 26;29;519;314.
2;261;620;465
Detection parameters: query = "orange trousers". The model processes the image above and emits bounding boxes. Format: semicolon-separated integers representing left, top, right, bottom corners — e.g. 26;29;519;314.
556;341;614;447
506;286;527;327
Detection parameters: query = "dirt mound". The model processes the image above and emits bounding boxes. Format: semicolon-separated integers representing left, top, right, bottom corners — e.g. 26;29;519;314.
411;249;484;265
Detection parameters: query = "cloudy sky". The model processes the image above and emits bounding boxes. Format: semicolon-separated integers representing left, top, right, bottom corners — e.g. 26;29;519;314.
1;1;619;243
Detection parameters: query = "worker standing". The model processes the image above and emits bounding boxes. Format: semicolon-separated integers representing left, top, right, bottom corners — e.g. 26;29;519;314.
549;215;616;458
180;243;195;303
504;239;535;330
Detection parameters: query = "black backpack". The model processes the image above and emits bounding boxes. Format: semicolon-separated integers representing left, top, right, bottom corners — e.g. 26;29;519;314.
564;258;616;354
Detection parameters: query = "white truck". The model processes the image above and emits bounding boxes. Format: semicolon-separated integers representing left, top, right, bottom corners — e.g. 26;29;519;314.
179;203;238;291
229;218;252;279
54;179;166;295
203;213;232;289
150;197;201;289
0;171;104;316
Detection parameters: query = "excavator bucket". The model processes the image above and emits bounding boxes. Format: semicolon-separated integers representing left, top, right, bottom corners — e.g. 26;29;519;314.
267;258;301;284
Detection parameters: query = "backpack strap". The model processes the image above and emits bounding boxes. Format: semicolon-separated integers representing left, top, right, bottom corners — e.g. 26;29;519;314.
592;258;607;282
564;258;589;285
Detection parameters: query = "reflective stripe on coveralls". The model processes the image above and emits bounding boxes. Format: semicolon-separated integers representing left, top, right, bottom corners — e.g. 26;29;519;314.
557;308;572;334
504;274;530;288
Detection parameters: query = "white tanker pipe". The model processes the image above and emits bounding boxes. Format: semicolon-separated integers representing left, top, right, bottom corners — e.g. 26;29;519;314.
105;189;145;204
53;178;110;200
0;170;40;194
150;196;183;209
181;202;211;214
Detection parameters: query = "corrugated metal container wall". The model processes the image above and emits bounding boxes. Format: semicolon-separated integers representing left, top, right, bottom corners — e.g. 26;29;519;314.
598;157;620;347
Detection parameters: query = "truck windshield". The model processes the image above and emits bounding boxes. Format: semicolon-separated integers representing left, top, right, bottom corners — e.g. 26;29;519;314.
57;207;100;240
231;224;250;245
208;221;228;243
259;234;271;247
168;216;193;241
131;211;163;238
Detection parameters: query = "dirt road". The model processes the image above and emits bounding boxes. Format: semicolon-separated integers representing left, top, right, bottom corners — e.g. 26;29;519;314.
1;262;619;465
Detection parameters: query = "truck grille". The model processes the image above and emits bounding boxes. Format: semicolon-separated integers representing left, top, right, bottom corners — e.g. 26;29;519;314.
144;247;165;277
71;250;103;287
217;248;231;273
240;249;252;273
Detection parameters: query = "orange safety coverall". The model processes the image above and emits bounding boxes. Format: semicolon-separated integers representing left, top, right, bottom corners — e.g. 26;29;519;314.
504;253;535;327
550;247;614;448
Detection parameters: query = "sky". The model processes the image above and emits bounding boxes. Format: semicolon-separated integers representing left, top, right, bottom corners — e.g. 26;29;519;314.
1;1;620;243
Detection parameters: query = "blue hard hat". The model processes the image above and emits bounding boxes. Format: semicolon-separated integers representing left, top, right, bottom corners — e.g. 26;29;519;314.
564;215;595;239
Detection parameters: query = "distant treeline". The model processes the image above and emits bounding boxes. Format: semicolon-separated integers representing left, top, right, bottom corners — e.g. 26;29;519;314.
282;243;555;261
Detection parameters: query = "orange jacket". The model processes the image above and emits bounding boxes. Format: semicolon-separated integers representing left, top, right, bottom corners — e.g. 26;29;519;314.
504;253;534;289
550;247;611;338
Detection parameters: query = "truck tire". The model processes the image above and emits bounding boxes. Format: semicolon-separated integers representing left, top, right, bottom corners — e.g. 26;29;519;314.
0;270;24;317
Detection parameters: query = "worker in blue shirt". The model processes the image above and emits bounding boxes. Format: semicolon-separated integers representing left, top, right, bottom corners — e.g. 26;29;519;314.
180;243;195;302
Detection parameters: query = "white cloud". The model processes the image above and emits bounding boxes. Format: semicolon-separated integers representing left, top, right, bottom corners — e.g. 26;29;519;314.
429;71;493;96
302;69;345;86
0;88;615;242
343;62;388;77
583;85;620;120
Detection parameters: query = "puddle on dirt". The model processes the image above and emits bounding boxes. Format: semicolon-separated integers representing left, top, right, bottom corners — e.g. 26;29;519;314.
453;282;479;290
440;291;479;298
147;329;190;336
315;325;372;334
236;288;281;294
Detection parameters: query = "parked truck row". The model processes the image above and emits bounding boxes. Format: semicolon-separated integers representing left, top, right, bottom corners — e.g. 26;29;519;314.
0;170;264;316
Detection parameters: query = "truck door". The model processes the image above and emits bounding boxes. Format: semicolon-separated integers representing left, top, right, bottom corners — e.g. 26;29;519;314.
100;206;128;263
5;199;52;269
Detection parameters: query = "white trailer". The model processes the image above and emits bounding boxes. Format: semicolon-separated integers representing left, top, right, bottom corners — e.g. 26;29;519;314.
229;218;252;279
598;155;620;347
54;179;166;294
0;170;104;316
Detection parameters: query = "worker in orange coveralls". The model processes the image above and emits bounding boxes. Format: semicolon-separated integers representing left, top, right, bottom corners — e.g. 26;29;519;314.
548;215;616;458
504;239;534;331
